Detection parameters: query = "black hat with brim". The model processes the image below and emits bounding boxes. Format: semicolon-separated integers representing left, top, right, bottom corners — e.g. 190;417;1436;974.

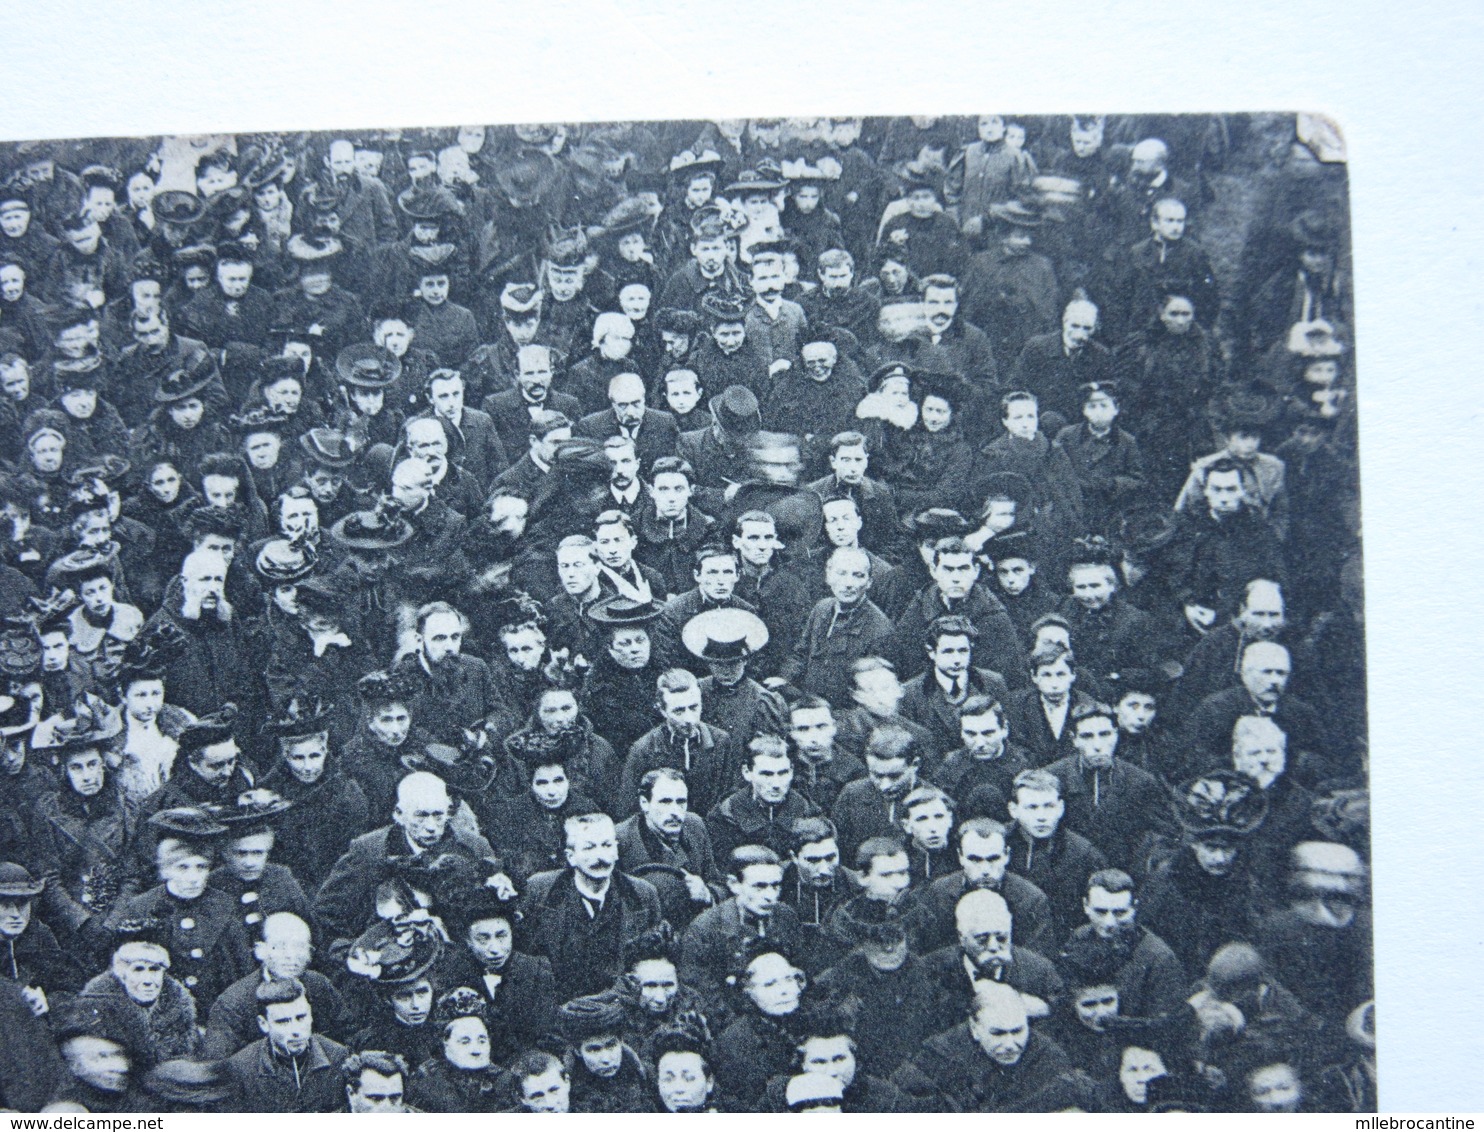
588;596;665;625
335;343;403;389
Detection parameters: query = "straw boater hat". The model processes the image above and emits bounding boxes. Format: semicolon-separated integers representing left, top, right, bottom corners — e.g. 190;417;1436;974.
682;608;769;663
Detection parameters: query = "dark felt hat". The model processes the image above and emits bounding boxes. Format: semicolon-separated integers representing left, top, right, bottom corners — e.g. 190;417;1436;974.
335;343;403;389
588;595;665;625
0;861;45;898
594;196;659;240
154;353;217;403
988;199;1044;228
0;694;38;737
264;693;332;738
396;183;460;221
725;167;787;194
67;454;131;488
558;994;627;1042
700;292;747;324
914;368;971;412
902;507;972;543
143;1059;237;1106
400;741;500;796
495;154;561;208
286;232;344;265
356;668;420;708
299;427;360;469
708;383;761;433
253;537;317;584
1211;379;1284;431
215;788;295;830
147;805;230;839
175;704;239;756
1172;770;1269;840
330;500;414;551
151;190;206;226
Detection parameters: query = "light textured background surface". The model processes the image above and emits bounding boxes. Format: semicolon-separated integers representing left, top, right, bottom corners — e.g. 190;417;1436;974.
2;0;1481;1110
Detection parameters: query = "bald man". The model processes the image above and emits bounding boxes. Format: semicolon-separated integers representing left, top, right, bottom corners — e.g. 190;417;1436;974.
1009;297;1114;425
313;771;511;942
385;457;470;600
921;887;1063;1031
141;547;264;720
574;370;680;475
401;415;484;517
892;978;1079;1111
1185;639;1334;786
205;913;351;1057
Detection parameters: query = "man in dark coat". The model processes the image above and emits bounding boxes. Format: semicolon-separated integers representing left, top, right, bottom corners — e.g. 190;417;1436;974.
574;371;681;476
142;548;265;725
1055;868;1187;1025
891;979;1078;1112
706;735;822;861
899;615;1012;758
224;976;349;1112
481;343;582;459
312;771;507;943
778;546;895;709
633;456;716;598
1009;297;1114;425
893;537;1025;682
932;697;1035;820
1003;768;1108;937
680;844;803;997
615;766;725;924
389;600;507;748
904;816;1056;956
805;428;902;556
415;368;508;489
1183;640;1332;785
1043;701;1170;868
519;812;663;999
618;667;734;818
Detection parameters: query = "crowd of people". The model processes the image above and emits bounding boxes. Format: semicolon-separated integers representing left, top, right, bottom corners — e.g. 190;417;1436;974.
0;113;1371;1113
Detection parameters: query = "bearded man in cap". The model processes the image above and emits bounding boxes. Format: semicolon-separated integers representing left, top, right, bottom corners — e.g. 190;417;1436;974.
78;917;200;1063
313;770;509;944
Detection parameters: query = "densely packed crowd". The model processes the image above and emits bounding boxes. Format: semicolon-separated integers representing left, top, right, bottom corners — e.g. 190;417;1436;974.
0;114;1369;1113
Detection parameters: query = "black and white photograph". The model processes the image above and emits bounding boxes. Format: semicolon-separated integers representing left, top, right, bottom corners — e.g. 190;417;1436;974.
0;106;1385;1115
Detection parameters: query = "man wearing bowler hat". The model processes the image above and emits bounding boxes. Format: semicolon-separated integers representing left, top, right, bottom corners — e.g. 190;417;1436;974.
676;383;762;516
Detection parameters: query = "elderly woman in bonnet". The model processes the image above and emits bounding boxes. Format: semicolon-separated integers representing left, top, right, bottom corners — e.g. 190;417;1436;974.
78;915;202;1064
711;943;811;1110
17;408;76;527
410;986;508;1112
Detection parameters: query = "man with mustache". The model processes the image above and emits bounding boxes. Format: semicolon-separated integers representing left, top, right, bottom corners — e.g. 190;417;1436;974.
520;812;663;999
389;601;505;748
615;768;723;924
742;247;808;372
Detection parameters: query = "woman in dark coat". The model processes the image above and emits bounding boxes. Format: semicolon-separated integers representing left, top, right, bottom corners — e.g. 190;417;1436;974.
579;598;667;762
491;730;598;885
711;948;811;1111
1114;292;1225;505
411;990;509;1113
